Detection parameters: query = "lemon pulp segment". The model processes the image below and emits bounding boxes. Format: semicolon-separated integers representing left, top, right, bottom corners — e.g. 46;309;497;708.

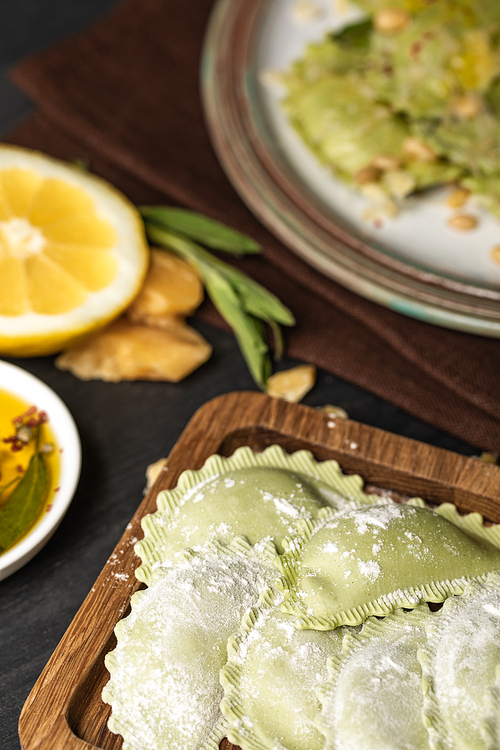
0;169;117;316
0;146;149;357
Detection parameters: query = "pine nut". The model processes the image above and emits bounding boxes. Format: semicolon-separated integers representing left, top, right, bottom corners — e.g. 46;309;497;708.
403;137;437;162
354;166;381;185
374;8;410;33
370;154;401;172
451;93;483;119
446;187;470;208
491;246;500;264
447;214;478;231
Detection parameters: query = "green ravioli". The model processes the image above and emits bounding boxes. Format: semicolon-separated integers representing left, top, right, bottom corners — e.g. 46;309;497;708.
135;445;377;584
276;503;500;629
284;74;408;180
420;571;500;750
281;0;500;216
316;606;433;750
483;666;500;750
221;588;355;750
102;538;278;750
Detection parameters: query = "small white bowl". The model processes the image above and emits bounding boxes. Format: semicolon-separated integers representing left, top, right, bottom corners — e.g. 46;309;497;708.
0;360;81;581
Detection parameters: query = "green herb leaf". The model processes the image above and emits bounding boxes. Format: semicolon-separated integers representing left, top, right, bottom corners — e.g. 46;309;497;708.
0;476;21;498
268;319;284;361
330;19;372;48
217;264;295;326
144;223;294;325
203;268;270;388
143;221;294;388
0;446;48;554
140;206;260;254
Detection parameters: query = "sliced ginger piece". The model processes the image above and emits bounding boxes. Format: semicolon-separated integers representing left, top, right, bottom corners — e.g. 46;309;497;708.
126;248;204;326
267;364;316;403
55;318;212;383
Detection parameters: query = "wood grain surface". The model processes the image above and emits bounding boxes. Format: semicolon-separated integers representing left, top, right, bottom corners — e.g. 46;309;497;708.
18;391;500;750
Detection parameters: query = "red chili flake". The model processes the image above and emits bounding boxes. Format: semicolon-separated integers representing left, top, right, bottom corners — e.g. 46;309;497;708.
16;465;24;473
54;487;60;493
4;407;50;454
46;504;53;512
374;219;383;228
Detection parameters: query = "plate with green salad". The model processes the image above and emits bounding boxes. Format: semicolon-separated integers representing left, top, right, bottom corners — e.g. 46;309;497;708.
202;0;500;336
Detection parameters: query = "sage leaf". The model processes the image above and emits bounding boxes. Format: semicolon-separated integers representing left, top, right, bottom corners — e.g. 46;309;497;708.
145;223;293;325
331;19;372;48
0;477;21;498
140;206;260;254
203;268;270;388
143;220;294;389
0;450;48;553
216;264;295;326
268;319;284;361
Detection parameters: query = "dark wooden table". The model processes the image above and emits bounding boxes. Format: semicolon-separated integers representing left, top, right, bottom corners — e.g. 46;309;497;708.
0;2;476;748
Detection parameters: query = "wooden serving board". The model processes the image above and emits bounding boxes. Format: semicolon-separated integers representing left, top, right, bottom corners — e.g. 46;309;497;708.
19;391;500;750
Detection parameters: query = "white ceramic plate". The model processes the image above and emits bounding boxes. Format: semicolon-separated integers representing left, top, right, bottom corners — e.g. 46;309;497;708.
0;361;81;581
258;0;500;289
202;0;500;336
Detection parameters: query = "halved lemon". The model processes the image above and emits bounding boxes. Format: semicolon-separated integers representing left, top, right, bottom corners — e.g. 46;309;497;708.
0;145;149;357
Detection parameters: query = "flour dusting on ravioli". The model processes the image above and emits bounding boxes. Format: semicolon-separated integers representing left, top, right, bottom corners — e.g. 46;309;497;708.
420;572;500;750
276;504;500;628
483;666;500;750
102;539;278;750
317;606;433;750
135;445;379;584
221;587;355;750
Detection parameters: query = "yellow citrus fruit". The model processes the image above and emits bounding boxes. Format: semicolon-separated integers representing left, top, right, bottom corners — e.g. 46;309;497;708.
0;145;149;357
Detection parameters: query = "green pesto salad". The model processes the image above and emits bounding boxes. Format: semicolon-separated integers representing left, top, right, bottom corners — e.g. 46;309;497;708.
282;0;500;221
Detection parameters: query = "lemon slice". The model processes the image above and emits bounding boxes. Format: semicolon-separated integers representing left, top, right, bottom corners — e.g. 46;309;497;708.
0;145;149;356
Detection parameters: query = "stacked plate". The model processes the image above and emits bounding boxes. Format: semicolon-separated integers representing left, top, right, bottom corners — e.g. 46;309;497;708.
202;0;500;337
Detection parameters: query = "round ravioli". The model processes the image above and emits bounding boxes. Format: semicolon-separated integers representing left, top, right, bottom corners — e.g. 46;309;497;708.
136;445;377;584
221;588;355;750
102;538;278;750
277;503;500;628
483;667;500;750
420;572;500;750
317;606;433;750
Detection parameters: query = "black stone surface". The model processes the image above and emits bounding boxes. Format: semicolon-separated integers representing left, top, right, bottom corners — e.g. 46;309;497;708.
0;2;477;748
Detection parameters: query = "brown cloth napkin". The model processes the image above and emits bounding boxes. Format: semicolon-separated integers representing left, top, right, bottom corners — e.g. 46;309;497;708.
7;0;500;451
